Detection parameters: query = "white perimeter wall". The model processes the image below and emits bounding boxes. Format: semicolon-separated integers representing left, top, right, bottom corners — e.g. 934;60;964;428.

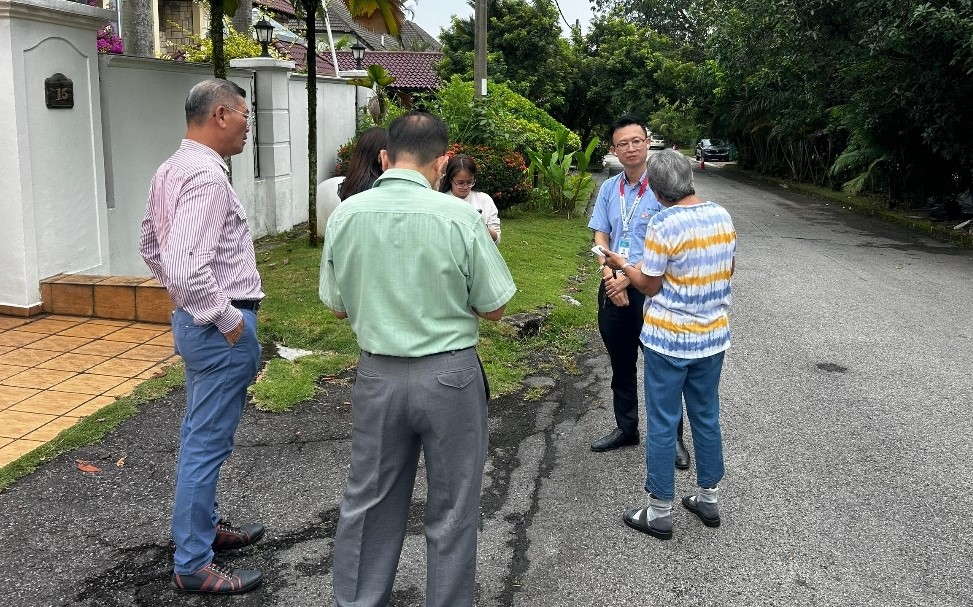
0;0;114;308
102;62;361;277
1;0;367;308
99;56;255;276
288;73;360;229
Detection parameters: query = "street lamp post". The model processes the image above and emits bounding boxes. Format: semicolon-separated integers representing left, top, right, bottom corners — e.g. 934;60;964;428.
254;18;274;58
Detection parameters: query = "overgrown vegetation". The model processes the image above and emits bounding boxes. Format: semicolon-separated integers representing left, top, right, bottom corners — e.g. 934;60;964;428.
162;19;278;69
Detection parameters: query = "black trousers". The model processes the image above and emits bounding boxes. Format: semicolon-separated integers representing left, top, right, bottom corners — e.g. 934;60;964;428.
597;281;684;439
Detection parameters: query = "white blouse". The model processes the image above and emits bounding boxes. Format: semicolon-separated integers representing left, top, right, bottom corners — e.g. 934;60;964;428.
462;190;501;243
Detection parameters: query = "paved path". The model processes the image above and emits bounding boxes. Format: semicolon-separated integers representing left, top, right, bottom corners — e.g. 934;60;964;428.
0;317;176;466
0;165;970;606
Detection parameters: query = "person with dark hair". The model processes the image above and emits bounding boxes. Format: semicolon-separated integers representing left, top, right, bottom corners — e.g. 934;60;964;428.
338;126;389;201
602;149;736;541
317;127;389;236
140;78;265;594
440;154;501;243
588;115;691;467
320;111;516;607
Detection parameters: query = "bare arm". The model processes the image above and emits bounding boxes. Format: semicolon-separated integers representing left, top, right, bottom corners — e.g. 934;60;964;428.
474;305;506;321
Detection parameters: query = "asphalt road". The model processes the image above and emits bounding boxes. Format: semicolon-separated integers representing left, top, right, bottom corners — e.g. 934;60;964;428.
1;164;971;606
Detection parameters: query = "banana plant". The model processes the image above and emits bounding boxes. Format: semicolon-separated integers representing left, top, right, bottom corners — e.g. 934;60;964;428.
347;64;397;124
527;127;599;218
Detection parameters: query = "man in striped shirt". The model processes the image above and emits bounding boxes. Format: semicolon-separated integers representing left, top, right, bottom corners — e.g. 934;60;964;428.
139;79;265;594
603;150;736;541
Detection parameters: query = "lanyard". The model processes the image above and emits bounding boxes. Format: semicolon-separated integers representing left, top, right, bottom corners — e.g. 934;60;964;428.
618;173;648;235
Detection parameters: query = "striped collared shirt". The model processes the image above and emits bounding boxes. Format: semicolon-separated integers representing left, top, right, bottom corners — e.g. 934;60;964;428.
639;201;736;359
139;139;263;333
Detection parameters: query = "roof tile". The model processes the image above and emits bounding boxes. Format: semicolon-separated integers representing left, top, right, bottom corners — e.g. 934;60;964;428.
277;42;442;91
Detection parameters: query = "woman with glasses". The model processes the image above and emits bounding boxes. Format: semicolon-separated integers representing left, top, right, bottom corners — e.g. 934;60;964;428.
440;154;501;243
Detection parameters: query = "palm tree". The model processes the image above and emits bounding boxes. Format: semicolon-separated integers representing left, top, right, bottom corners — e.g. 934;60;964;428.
210;1;229;78
232;1;252;35
296;0;408;246
119;0;155;57
347;64;397;124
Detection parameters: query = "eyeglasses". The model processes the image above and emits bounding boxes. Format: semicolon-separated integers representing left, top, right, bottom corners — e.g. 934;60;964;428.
223;105;253;128
613;138;646;151
452;178;475;188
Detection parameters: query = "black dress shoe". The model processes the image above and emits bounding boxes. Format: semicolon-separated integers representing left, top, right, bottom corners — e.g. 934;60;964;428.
675;439;691;470
213;519;265;551
591;428;639;452
173;560;263;594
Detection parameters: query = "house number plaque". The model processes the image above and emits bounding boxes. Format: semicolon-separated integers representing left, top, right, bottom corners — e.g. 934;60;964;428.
45;73;74;109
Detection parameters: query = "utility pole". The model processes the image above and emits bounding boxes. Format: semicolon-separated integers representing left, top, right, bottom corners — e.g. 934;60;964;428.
473;0;487;98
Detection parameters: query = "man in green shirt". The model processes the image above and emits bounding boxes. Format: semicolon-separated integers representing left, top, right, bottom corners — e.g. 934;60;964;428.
319;111;516;607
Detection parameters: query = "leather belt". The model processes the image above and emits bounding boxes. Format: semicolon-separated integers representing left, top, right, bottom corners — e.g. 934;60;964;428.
231;299;261;311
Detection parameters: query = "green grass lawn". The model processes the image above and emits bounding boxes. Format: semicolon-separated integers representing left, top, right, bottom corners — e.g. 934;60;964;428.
253;211;602;410
0;210;602;489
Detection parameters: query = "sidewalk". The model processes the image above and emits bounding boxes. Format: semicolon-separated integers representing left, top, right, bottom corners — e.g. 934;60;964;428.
0;314;177;467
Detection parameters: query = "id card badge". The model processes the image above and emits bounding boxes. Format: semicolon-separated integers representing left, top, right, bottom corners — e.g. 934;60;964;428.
617;237;631;260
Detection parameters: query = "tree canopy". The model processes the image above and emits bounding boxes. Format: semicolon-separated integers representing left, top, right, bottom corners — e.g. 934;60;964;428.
438;0;973;207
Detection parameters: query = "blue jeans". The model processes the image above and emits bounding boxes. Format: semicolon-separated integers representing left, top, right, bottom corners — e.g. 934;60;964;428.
643;347;725;501
170;308;261;575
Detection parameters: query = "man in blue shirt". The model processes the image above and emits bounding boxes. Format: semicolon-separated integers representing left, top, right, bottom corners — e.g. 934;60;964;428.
588;116;689;467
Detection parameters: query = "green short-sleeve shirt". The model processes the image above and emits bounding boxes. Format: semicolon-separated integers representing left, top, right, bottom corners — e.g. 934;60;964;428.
319;169;517;357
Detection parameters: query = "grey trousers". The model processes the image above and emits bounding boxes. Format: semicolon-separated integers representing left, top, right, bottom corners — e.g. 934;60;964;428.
332;347;489;607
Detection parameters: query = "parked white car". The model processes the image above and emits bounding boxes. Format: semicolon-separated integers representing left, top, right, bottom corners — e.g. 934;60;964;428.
648;134;666;150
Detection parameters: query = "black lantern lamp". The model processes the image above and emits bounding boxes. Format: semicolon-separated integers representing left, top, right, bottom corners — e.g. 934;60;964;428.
254;18;274;58
351;38;366;70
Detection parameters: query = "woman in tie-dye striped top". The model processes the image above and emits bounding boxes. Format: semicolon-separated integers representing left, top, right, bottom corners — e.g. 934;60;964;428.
602;149;736;541
639;194;736;358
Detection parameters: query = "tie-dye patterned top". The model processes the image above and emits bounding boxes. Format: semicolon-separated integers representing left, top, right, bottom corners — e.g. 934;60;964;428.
639;201;736;359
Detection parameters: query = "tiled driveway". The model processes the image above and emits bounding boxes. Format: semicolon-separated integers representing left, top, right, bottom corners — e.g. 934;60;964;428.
0;315;178;467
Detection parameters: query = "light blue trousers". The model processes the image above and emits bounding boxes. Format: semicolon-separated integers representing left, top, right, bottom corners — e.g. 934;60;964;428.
170;308;260;575
643;347;726;501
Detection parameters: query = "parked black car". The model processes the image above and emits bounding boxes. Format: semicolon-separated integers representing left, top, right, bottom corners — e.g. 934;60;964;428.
695;139;730;162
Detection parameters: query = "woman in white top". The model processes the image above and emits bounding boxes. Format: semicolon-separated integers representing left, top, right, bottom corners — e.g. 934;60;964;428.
440;154;501;243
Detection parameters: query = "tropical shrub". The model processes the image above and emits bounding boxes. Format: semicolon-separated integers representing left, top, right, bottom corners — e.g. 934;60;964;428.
96;25;123;54
424;77;580;156
162;20;280;69
447;142;530;211
526;127;599;217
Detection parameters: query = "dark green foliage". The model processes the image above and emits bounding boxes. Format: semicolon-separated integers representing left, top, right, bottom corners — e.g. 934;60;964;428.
597;0;973;208
438;0;571;118
425;77;581;156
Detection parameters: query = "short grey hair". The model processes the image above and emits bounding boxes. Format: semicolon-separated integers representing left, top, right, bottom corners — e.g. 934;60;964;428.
185;79;247;126
647;149;695;204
